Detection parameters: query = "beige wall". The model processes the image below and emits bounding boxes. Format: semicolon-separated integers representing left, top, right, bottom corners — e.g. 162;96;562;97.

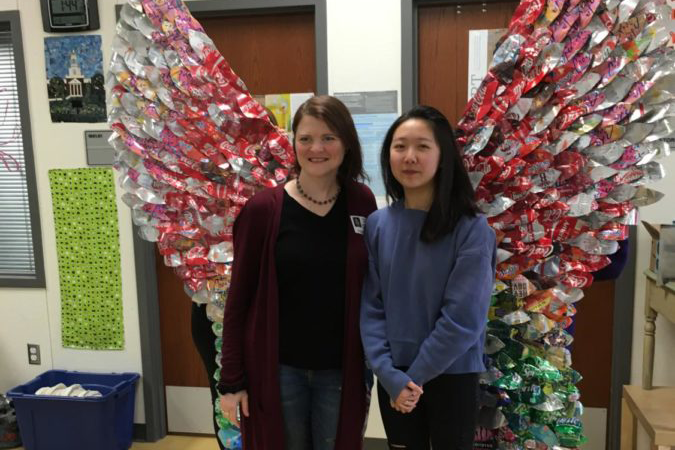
0;0;145;420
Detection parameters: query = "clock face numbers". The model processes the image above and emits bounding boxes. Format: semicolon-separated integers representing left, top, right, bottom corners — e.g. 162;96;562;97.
50;0;87;27
52;0;86;15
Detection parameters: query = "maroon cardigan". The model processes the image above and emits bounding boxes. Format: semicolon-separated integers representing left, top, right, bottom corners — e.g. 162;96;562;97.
218;181;377;450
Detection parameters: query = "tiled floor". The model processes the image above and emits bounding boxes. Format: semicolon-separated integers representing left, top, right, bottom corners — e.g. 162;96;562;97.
16;435;220;450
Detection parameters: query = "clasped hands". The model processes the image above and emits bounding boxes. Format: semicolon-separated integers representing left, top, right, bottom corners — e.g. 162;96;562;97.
221;382;423;422
391;380;423;414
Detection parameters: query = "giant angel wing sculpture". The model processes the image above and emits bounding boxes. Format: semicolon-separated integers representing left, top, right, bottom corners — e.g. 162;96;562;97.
108;0;674;448
108;0;294;311
458;0;673;447
108;2;294;446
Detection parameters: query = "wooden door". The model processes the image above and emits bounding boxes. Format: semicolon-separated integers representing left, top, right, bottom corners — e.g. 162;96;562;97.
418;1;518;126
573;281;615;409
157;10;316;435
418;2;614;447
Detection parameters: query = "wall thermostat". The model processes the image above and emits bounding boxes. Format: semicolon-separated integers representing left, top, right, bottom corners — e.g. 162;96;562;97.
41;0;100;33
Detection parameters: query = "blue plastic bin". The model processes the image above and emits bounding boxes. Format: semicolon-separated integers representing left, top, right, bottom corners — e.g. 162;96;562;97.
7;370;140;450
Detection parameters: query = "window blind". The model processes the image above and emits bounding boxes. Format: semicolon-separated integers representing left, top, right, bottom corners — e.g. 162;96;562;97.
0;23;42;283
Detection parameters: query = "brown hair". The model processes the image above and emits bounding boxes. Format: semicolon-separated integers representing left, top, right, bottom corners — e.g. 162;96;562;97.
262;106;279;127
291;95;367;184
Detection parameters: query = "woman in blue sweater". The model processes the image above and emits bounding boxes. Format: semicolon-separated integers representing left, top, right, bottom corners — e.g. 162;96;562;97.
360;105;496;449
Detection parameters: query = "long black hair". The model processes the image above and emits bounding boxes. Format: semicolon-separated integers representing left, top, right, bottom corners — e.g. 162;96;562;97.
380;105;478;243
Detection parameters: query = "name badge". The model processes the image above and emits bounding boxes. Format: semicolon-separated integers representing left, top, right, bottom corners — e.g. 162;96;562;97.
350;215;366;234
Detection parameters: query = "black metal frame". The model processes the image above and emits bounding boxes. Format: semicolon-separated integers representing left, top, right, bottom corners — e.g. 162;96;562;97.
607;226;636;450
0;11;46;289
40;0;101;33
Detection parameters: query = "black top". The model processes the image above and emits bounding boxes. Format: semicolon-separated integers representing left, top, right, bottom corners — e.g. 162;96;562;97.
275;189;348;369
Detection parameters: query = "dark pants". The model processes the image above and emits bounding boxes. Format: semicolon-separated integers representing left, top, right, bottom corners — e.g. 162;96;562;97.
191;302;226;450
377;373;479;450
279;364;343;450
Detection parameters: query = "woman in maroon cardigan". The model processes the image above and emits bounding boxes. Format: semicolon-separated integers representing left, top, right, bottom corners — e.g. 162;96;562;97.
217;95;377;450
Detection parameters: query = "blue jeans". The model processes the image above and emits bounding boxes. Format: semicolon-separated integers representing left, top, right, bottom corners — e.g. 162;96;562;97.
279;364;342;450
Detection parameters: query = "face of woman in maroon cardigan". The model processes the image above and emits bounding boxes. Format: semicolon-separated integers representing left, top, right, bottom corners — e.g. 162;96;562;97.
294;115;346;180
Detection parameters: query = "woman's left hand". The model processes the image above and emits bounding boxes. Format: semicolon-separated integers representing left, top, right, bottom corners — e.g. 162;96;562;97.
390;381;423;413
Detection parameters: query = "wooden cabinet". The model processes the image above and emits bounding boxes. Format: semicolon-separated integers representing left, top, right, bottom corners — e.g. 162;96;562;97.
621;271;675;450
641;271;675;390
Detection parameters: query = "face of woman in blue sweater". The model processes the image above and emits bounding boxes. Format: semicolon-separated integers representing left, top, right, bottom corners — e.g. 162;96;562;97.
389;118;441;198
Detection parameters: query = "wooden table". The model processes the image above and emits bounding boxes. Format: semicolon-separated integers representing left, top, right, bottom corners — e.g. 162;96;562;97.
622;386;675;450
620;271;675;450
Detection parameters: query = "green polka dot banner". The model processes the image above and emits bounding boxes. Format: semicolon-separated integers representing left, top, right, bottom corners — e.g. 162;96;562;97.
49;168;124;350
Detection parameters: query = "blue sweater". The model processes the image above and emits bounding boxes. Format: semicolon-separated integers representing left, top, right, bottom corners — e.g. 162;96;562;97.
360;202;497;400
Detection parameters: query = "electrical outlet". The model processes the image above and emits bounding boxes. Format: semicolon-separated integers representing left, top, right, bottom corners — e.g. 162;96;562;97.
27;343;41;365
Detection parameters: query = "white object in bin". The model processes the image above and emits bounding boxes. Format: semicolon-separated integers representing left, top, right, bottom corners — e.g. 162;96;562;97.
35;383;102;398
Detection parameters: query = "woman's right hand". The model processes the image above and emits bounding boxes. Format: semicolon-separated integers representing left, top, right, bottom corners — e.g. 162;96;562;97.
219;390;249;428
391;381;423;413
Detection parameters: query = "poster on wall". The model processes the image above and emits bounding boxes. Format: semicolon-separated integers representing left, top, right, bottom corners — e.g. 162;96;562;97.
333;90;398;198
44;35;106;123
467;29;507;101
253;93;314;132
